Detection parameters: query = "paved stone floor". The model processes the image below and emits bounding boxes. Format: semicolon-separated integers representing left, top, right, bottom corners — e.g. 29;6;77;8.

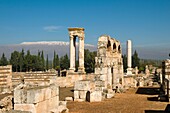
65;87;169;113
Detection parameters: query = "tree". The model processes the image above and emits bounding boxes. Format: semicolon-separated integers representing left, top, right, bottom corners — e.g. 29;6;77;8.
24;50;32;71
122;54;127;72
84;49;97;73
19;49;24;72
60;54;69;70
10;51;20;71
132;50;140;68
46;54;49;71
41;51;45;71
53;51;56;69
53;51;60;69
0;53;8;66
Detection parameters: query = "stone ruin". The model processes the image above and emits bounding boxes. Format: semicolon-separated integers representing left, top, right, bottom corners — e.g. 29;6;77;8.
74;35;124;102
0;65;12;94
94;35;124;90
160;59;170;101
14;83;68;113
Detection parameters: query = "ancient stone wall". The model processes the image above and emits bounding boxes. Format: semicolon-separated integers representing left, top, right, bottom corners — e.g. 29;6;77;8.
162;59;170;101
0;65;12;94
95;35;124;89
14;84;68;113
12;72;57;87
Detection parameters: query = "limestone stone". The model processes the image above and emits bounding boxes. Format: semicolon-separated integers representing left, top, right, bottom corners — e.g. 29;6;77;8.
14;104;36;113
74;90;79;99
65;97;73;101
68;28;85;73
95;35;124;89
90;91;102;102
74;98;84;102
14;89;27;104
79;90;87;99
74;80;90;91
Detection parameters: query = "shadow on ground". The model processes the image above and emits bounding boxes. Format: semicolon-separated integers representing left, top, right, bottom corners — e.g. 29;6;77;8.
59;87;74;101
145;104;170;113
136;87;160;95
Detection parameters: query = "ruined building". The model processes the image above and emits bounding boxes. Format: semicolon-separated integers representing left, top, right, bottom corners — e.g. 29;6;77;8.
95;35;124;89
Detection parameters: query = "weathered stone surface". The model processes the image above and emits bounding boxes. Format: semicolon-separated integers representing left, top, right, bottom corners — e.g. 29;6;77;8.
79;91;87;99
65;97;73;101
0;95;13;111
14;104;36;113
74;80;90;91
74;91;79;99
90;91;102;102
14;89;27;104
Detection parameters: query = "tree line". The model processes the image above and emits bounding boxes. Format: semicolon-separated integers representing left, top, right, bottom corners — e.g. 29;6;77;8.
0;49;96;73
0;49;70;72
0;49;162;73
122;50;162;73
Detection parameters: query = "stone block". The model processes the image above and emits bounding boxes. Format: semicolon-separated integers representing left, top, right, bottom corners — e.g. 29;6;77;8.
14;89;27;104
26;89;44;104
44;87;51;100
79;90;87;99
50;84;59;97
106;93;115;99
74;98;84;102
95;80;105;87
90;91;102;102
48;96;59;111
65;97;73;101
74;80;90;91
14;104;36;113
74;91;79;99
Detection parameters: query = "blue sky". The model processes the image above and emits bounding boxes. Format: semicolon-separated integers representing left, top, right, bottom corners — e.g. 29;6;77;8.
0;0;170;58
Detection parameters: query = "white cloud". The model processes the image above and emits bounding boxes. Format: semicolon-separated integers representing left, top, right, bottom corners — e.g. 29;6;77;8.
43;26;62;32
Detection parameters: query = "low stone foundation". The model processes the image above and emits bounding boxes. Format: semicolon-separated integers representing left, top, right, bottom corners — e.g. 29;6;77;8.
14;84;68;113
74;80;115;102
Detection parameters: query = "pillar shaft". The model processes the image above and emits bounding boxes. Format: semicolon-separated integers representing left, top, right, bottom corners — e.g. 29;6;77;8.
126;40;132;75
78;37;85;72
69;36;75;71
127;40;132;68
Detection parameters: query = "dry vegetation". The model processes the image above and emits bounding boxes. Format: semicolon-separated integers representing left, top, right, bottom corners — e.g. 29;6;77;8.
60;87;170;113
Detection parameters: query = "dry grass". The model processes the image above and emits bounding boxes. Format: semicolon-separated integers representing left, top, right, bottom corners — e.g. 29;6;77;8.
60;87;169;113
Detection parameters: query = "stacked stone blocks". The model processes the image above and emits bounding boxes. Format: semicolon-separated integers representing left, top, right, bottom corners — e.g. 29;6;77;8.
0;65;12;93
14;84;59;113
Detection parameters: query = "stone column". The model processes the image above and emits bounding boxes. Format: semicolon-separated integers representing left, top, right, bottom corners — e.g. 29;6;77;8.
126;40;132;75
69;36;75;72
78;36;85;73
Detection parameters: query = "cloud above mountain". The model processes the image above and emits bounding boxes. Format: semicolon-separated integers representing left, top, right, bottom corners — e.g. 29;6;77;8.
43;26;62;32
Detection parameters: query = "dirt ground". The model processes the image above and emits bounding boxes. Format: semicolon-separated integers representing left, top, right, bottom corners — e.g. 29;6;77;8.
60;87;170;113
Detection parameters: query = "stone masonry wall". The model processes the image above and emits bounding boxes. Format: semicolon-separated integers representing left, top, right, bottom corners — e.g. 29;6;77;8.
14;84;60;113
0;65;12;94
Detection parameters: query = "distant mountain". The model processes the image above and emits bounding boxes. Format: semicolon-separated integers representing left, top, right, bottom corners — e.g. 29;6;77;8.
0;41;97;60
0;41;169;60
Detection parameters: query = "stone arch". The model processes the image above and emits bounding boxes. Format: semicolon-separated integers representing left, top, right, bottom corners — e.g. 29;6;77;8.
107;40;111;50
118;45;121;53
113;43;116;52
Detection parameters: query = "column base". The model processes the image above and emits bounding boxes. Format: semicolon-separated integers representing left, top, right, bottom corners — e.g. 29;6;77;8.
78;67;85;73
126;68;133;75
69;68;75;73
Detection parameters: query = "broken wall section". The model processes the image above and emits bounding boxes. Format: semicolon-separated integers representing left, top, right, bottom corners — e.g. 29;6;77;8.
14;84;68;113
0;65;12;94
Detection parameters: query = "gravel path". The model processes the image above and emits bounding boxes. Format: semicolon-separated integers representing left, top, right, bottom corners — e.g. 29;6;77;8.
66;87;169;113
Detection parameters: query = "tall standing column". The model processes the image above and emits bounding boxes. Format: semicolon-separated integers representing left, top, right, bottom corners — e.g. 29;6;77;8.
78;36;85;73
69;36;75;72
126;40;132;75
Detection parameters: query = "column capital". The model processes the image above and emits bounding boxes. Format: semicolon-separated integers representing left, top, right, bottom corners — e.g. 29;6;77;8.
70;35;74;40
78;35;84;40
